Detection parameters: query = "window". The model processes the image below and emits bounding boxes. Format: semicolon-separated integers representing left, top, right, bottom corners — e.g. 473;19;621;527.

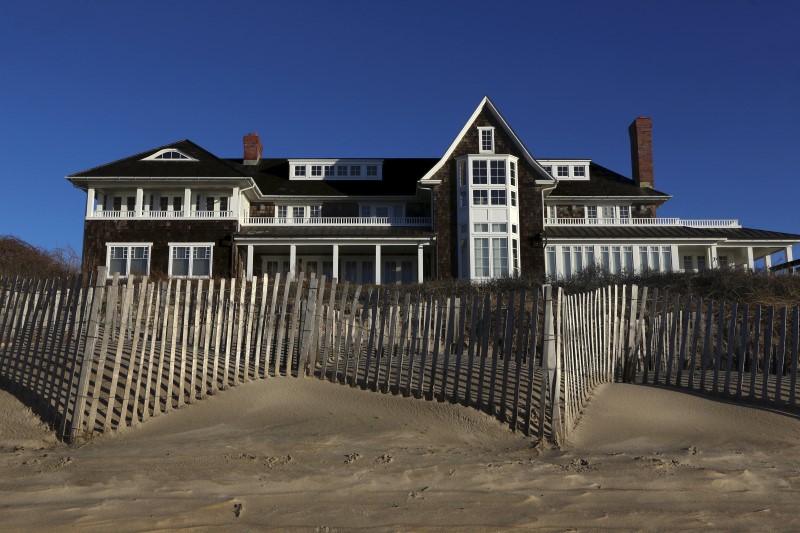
220;197;228;212
563;246;572;278
160;197;169;212
492;238;508;277
543;165;553;176
359;205;370;217
277;205;288;220
490;190;506;205
650;246;661;271
472;160;488;184
662;246;673;271
473;190;488;205
587;205;597;220
361;260;374;284
294;165;307;177
510;161;517;186
322;261;333;279
479;128;494;153
546;246;556;278
717;255;729;268
473;223;489;232
366;165;378;176
512;224;517;234
173;197;183;213
574;246;583;273
169;244;213;278
601;246;610;270
292;206;305;219
511;191;517;206
683;255;693;271
619;205;631;220
401;261;413;284
474;238;490;277
345;261;358;282
557;166;569;177
586;246;595;266
624;246;634;271
375;206;390;217
640;246;649;270
337;165;348;177
457;160;466;186
459;191;468;207
602;206;615;219
311;165;322;177
205;197;214;211
142;149;195;161
490;160;506;184
573;166;586;177
612;246;622;273
697;256;706;271
491;223;507;232
384;261;398;284
324;165;334;177
310;205;322;218
547;205;557;220
350;165;361;176
265;261;279;278
107;244;150;278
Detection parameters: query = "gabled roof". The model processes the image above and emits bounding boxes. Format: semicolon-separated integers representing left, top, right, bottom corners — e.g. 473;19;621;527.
230;158;437;197
420;96;554;183
548;162;671;199
68;140;245;179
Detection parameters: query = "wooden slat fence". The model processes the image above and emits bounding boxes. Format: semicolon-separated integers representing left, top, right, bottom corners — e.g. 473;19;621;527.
0;269;565;444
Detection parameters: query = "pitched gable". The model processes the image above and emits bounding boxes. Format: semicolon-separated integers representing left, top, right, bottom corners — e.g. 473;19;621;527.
69;140;244;179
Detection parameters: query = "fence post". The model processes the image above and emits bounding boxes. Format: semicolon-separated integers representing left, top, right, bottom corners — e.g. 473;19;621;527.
541;285;561;443
68;266;106;443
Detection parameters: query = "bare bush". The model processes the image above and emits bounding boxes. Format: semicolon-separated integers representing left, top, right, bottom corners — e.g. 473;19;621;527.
0;235;80;279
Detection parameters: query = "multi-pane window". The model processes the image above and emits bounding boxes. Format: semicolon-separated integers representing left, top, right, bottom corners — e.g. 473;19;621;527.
480;128;494;152
683;255;693;271
324;165;334;177
173;197;183;212
602;206;615;219
265;261;279;278
562;246;572;278
107;244;150;277
337;165;348;177
220;197;228;212
490;190;507;205
170;244;212;278
587;205;597;220
153;150;190;160
473;190;488;205
543;165;553;176
547;205;557;219
640;247;650;270
511;191;517;206
459;191;467;207
717;255;729;268
624;246;634;271
474;238;490;277
458;160;466;186
472;160;488;184
574;246;583;273
619;205;631;220
292;206;305;219
574;166;586;177
557;166;569;177
366;165;378;176
612;246;622;273
492;223;507;232
546;246;557;278
650;246;661;271
277;205;288;220
586;246;595;266
345;261;358;282
361;260;374;284
473;223;489;232
600;246;610;270
310;205;322;218
294;165;306;177
490;160;506;184
322;261;333;280
311;165;322;177
492;238;509;277
512;239;518;275
662;246;673;271
697;256;706;271
350;165;361;176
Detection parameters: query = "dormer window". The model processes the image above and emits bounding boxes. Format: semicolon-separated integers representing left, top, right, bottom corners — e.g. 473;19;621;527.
142;149;196;161
557;166;569;177
478;127;495;153
574;166;586;177
294;165;307;177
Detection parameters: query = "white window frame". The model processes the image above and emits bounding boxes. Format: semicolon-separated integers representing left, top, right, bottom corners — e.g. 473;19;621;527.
478;127;495;154
168;243;214;278
105;243;152;278
141;149;197;161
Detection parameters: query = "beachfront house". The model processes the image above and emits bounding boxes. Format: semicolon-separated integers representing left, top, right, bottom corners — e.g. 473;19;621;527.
67;97;800;281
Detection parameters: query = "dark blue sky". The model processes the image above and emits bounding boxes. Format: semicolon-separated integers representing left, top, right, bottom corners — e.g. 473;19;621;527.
1;0;798;260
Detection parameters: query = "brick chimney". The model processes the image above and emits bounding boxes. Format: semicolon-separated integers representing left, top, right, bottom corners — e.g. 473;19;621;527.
243;132;262;165
628;117;654;188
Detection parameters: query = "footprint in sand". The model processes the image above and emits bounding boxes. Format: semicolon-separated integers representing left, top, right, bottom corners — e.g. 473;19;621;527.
344;453;362;464
375;454;394;464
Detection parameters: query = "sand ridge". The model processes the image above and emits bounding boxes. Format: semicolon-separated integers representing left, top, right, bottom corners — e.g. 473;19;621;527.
1;379;800;530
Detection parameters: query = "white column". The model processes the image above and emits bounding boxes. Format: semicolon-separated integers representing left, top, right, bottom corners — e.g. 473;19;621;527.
746;247;754;270
764;253;772;269
231;186;240;219
183;188;191;217
289;244;296;280
135;188;144;218
554;245;564;278
332;244;339;281
708;244;717;268
671;245;679;272
246;244;254;281
786;246;794;263
417;244;424;283
375;244;382;285
86;187;95;218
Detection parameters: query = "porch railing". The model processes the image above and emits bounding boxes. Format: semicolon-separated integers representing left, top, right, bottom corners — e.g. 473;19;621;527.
88;210;235;219
241;216;432;227
544;217;740;228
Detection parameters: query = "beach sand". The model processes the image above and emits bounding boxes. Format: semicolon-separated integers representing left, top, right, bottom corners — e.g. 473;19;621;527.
2;379;800;531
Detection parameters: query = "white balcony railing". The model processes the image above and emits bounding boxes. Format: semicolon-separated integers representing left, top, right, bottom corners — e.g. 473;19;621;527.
89;210;235;219
241;216;432;227
544;217;740;228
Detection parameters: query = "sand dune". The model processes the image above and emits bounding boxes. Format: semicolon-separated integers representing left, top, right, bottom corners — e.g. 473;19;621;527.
2;379;800;531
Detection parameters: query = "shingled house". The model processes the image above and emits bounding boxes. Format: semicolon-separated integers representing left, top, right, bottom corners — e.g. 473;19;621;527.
67;96;800;282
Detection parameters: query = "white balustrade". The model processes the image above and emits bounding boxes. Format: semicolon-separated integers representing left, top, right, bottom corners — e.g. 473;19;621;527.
544;217;739;228
241;216;432;227
89;210;235;219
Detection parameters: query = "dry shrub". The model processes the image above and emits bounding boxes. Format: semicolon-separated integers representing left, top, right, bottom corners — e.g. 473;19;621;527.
0;235;80;279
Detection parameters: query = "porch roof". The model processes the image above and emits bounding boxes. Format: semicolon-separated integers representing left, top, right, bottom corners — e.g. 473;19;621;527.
547;225;800;242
